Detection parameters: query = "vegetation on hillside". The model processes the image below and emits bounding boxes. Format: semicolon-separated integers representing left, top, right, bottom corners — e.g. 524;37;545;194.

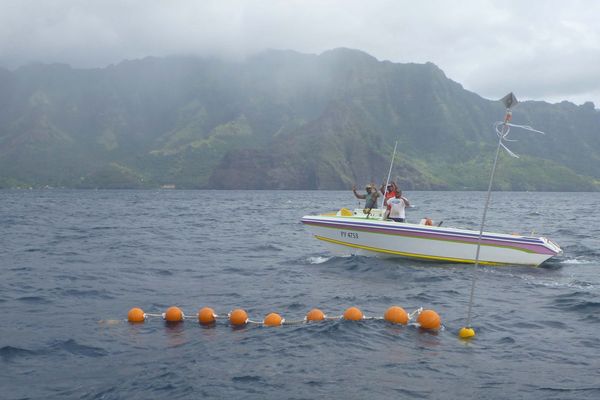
0;49;598;190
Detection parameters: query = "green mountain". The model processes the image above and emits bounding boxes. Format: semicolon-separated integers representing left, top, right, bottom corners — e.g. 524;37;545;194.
1;48;599;190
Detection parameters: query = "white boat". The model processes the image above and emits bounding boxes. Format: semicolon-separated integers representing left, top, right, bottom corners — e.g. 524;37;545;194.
301;208;562;267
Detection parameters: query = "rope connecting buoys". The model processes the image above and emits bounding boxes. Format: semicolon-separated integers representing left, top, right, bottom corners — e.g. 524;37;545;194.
125;305;442;331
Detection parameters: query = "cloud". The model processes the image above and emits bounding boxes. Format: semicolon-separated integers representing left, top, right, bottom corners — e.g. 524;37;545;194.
1;0;599;106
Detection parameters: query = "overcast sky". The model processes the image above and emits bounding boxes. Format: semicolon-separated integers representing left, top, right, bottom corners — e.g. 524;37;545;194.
2;0;599;106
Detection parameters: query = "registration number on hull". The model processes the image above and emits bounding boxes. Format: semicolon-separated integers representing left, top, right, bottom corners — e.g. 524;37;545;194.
340;231;359;239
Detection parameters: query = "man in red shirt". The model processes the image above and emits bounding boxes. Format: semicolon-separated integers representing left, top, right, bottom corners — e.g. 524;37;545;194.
381;181;398;218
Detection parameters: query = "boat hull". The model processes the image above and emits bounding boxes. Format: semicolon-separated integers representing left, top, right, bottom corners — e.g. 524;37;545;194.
301;215;562;266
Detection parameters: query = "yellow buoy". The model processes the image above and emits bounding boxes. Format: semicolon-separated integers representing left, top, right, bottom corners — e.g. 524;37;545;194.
127;307;146;323
164;306;184;322
384;306;408;325
343;307;363;321
198;307;216;325
229;309;248;326
263;312;283;327
459;327;476;339
306;308;325;322
417;309;441;330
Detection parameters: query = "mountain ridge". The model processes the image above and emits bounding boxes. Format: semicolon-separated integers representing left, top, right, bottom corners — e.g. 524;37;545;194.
0;48;598;190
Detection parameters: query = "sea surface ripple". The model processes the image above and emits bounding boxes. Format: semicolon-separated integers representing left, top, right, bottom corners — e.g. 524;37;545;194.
1;190;599;399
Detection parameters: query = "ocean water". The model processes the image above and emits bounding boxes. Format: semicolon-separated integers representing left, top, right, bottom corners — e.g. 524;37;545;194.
1;190;599;400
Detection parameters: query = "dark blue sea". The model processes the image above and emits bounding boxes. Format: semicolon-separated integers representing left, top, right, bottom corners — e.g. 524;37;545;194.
1;190;599;399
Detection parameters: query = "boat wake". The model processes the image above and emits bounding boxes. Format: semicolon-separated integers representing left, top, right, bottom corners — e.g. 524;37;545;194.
560;258;596;265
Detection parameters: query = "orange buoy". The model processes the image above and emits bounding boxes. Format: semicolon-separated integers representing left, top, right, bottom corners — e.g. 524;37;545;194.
127;307;146;323
384;306;408;325
417;309;441;330
164;306;184;322
306;308;325;322
343;306;363;321
229;309;248;326
198;307;216;325
263;312;283;327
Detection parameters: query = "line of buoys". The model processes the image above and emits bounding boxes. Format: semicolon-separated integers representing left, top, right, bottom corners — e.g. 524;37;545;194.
126;306;442;331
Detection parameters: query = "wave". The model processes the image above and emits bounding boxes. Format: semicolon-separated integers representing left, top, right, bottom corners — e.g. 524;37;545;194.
250;244;283;252
520;277;596;291
50;339;108;357
55;288;114;299
307;256;333;264
560;258;596;265
0;345;38;361
16;296;52;304
550;293;600;314
537;387;600;395
231;375;265;383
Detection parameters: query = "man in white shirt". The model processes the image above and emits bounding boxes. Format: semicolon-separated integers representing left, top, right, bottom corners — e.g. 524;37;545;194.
387;191;410;222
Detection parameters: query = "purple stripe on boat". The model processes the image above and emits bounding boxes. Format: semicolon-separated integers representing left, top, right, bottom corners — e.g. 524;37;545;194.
303;217;543;244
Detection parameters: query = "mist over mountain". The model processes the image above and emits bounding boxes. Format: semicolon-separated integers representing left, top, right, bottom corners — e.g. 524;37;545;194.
1;48;598;190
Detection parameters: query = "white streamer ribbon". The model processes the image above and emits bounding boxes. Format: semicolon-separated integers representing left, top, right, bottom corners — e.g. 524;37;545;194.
493;120;545;159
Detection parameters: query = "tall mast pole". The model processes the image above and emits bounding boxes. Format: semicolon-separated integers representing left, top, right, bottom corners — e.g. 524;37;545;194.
382;141;398;209
459;92;518;339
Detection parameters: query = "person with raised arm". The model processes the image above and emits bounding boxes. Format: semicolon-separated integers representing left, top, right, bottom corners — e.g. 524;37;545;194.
352;183;380;216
